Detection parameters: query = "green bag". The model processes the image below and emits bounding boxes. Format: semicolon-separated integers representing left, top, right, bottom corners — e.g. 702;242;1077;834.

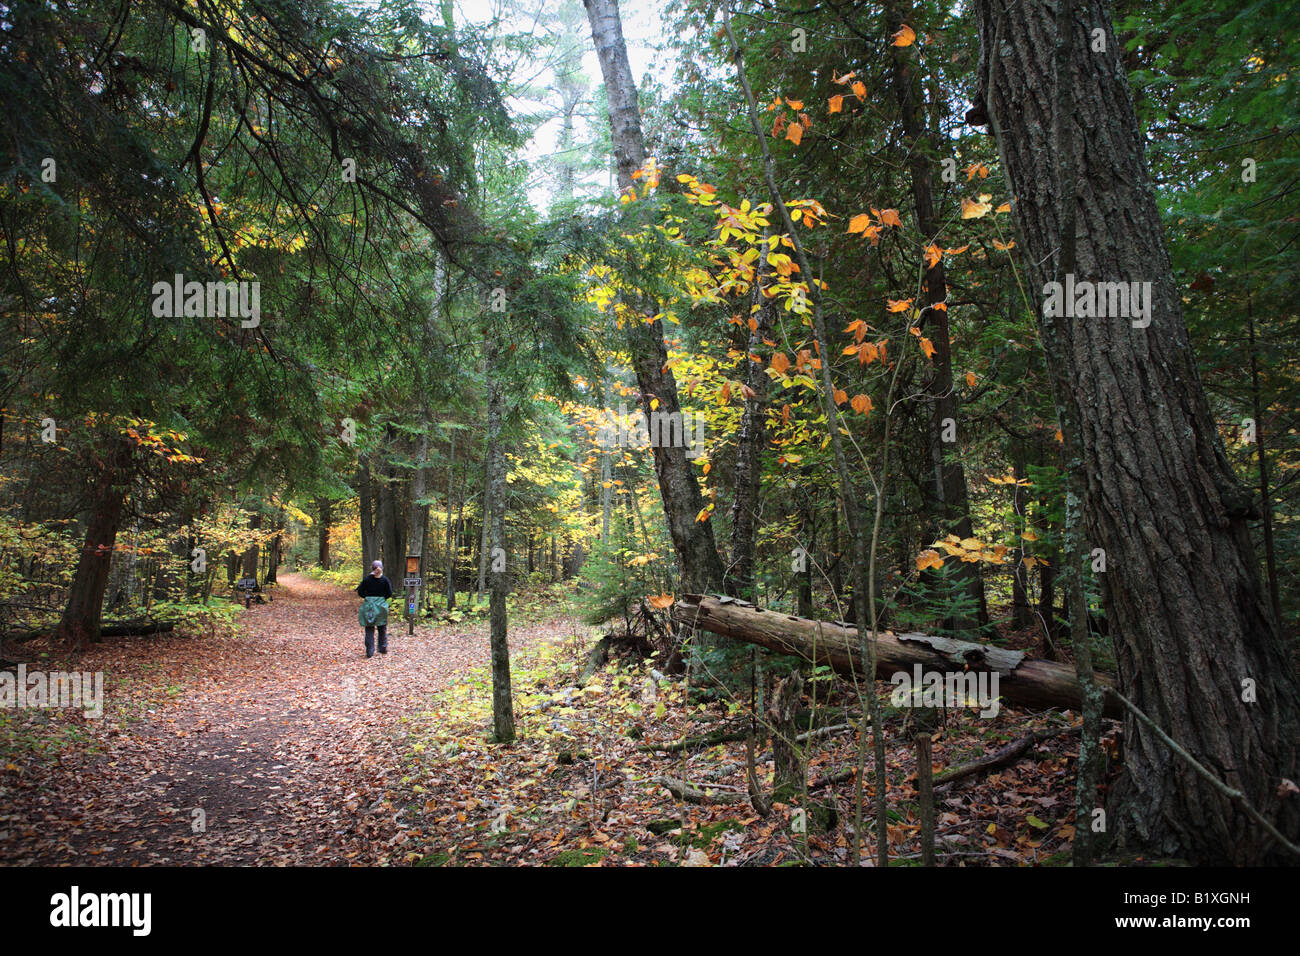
359;595;389;627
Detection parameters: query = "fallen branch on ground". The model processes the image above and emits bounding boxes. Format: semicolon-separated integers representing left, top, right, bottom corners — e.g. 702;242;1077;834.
933;725;1081;789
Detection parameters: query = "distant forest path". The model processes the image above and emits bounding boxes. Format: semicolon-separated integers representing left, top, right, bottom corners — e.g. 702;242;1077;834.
0;573;547;865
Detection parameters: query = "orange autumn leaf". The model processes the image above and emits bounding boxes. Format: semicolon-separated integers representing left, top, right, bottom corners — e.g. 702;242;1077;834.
833;388;848;406
850;393;873;415
879;208;903;228
916;549;944;571
887;298;914;313
647;593;675;609
965;370;977;387
961;195;993;219
786;98;804;110
847;213;873;234
828;94;844;114
786;123;804;146
919;336;936;359
851;80;867;100
924;243;943;269
996;201;1012;213
833;70;856;84
770;352;791;375
892;24;916;47
993;238;1015;251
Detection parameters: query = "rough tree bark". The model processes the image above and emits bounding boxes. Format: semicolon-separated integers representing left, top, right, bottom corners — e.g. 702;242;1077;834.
970;0;1300;863
57;438;132;646
357;458;376;574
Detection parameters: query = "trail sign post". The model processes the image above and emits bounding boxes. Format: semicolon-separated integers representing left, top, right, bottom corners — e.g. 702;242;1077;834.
236;576;258;609
405;554;421;634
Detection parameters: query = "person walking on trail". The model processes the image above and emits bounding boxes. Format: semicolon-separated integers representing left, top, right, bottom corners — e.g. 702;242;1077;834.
356;560;394;658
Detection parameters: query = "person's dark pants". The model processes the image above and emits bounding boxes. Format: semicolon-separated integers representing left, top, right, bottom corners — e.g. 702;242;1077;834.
364;625;388;657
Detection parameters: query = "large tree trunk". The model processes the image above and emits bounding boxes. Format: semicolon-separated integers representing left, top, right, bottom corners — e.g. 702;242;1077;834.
971;0;1300;863
584;0;727;595
883;0;988;633
357;459;376;574
57;441;131;646
378;425;406;576
241;510;261;579
674;594;1120;718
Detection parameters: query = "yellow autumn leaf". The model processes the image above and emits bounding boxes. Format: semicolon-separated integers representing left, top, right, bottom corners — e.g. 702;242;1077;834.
892;24;916;47
996;201;1012;213
961;196;993;219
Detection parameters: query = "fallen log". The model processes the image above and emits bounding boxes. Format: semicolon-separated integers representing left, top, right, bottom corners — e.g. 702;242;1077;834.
100;619;176;637
672;594;1120;718
652;775;743;805
1;618;177;643
576;636;611;688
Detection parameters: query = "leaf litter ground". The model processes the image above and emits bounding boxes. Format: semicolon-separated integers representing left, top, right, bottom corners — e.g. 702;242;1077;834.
0;574;1096;865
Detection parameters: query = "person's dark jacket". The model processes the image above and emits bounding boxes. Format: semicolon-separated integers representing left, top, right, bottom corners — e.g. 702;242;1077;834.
356;574;393;599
